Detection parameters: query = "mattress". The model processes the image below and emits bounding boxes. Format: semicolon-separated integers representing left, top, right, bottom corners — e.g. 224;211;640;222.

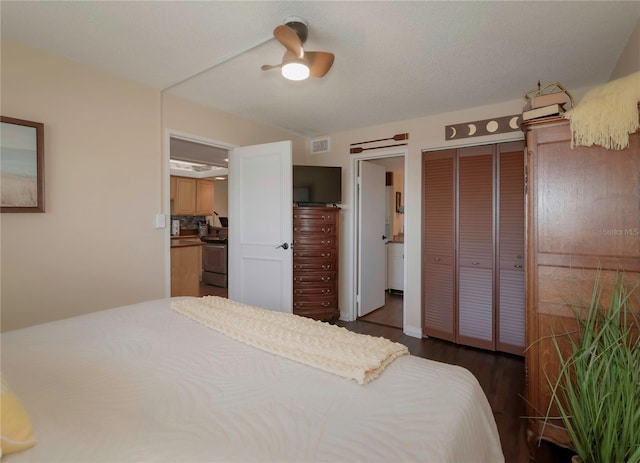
1;298;505;462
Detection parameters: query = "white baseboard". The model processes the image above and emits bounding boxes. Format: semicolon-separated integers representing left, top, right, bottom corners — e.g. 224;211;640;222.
403;324;422;339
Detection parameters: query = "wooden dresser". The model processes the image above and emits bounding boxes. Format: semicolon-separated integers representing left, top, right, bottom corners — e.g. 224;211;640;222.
292;206;340;320
522;115;640;456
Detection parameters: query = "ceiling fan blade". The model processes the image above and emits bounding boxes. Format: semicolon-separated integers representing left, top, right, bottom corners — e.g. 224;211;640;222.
261;63;283;71
305;51;335;78
274;25;303;59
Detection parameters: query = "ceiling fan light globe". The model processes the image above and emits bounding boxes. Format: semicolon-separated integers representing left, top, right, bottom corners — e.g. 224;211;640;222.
281;61;310;81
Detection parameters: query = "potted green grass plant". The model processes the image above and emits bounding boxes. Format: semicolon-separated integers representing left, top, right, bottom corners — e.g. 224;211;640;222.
545;274;640;463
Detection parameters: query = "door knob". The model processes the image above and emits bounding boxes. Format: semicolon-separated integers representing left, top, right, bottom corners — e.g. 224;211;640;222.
382;235;388;240
275;242;289;250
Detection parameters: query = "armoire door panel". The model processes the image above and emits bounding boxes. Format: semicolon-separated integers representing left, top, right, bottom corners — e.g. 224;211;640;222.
458;266;493;345
536;131;640;258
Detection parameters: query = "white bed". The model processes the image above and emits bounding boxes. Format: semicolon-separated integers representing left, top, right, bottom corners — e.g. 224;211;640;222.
1;298;505;462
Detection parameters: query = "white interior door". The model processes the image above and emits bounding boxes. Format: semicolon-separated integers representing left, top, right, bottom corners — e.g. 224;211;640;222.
228;141;292;312
358;160;387;316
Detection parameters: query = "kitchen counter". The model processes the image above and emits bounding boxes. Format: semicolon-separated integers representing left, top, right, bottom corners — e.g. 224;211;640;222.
171;238;205;248
388;234;404;244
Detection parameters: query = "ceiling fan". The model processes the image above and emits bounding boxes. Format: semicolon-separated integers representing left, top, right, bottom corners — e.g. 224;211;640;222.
261;17;335;81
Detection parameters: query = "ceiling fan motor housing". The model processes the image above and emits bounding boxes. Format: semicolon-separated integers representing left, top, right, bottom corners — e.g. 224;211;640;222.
284;16;308;43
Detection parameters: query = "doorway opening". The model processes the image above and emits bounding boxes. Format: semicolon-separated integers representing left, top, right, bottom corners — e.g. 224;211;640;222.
164;129;234;299
352;150;406;330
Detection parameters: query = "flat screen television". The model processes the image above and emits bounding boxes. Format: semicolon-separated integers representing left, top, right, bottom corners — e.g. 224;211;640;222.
292;165;342;205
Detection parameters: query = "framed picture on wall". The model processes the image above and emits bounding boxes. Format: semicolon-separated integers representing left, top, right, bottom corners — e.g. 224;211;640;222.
1;116;45;212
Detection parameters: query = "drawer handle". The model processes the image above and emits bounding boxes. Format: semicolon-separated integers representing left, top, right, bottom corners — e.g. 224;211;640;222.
322;215;330;220
322;252;331;258
514;264;523;269
322;240;332;245
472;261;480;265
322;289;332;294
321;276;331;282
322;227;332;233
322;264;331;270
321;302;330;308
433;257;441;262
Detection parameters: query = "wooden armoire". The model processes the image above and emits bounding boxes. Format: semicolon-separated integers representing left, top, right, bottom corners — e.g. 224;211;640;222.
522;115;640;456
422;141;526;355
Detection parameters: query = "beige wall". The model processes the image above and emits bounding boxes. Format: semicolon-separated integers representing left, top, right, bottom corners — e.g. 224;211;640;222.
610;19;640;81
161;93;307;161
1;39;164;331
1;40;308;331
3;32;623;335
301;100;528;336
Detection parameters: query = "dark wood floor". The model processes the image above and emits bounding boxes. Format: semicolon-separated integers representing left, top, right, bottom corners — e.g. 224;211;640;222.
335;320;576;463
358;291;403;328
198;282;574;463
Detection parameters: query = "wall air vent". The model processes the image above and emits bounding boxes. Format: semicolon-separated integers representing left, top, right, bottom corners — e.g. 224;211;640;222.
310;137;331;154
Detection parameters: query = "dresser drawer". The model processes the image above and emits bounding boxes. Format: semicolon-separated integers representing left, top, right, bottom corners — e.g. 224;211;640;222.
293;296;338;311
293;271;337;285
293;260;336;272
293;286;336;297
293;210;337;223
293;235;337;248
293;249;336;259
293;223;336;235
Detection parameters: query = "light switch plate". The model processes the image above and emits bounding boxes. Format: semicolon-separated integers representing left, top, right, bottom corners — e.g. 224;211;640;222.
154;213;166;229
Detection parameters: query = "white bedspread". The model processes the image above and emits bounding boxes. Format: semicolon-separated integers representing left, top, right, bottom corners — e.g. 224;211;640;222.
1;298;505;462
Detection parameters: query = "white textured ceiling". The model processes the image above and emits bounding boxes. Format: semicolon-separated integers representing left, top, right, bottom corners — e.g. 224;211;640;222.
2;1;639;138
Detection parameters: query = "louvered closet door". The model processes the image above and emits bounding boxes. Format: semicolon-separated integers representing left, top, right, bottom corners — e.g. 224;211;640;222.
497;142;525;355
422;150;456;342
457;147;494;350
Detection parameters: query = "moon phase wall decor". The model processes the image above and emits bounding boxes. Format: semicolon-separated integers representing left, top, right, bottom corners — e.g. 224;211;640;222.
445;114;522;141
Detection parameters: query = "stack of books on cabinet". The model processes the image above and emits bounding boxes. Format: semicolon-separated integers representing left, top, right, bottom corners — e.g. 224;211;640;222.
522;92;567;121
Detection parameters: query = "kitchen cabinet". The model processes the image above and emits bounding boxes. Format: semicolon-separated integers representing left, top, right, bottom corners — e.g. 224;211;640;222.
387;242;404;292
170;239;204;296
170;176;177;201
196;179;214;215
171;176;214;216
522;115;640;456
292;206;340;321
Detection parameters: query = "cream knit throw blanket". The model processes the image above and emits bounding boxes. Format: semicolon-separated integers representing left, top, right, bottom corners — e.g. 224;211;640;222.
171;296;409;384
563;71;640;150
